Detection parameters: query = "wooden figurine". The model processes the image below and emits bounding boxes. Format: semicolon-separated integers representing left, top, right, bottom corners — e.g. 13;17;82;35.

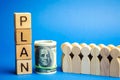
61;42;72;73
110;47;120;77
72;42;81;73
80;43;91;74
99;44;110;76
90;44;101;75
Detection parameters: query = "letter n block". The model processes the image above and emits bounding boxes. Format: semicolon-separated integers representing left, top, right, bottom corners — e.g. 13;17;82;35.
16;60;32;74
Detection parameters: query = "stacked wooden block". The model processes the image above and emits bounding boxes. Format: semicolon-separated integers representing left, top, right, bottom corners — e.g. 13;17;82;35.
61;42;120;77
14;13;32;74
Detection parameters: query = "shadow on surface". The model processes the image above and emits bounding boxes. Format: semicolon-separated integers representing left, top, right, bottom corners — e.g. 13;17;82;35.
0;67;16;75
57;66;62;72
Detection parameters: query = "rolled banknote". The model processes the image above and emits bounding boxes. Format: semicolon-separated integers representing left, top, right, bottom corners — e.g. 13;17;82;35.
34;40;57;74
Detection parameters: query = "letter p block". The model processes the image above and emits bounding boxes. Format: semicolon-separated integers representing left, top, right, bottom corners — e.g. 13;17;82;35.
14;13;31;29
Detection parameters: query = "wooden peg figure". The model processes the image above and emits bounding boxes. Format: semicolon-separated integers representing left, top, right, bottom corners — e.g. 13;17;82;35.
99;44;110;76
90;44;101;75
80;44;91;74
61;42;72;73
72;42;81;73
110;47;120;77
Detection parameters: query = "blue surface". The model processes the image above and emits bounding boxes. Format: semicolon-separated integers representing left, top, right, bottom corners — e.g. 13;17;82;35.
0;0;120;80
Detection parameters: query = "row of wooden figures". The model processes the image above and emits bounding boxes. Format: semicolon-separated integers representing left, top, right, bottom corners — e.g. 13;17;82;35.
61;42;120;77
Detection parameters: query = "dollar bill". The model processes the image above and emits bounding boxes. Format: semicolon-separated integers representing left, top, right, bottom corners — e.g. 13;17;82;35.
34;40;57;73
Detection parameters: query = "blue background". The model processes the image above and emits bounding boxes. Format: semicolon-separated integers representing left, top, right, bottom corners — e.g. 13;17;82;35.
0;0;120;80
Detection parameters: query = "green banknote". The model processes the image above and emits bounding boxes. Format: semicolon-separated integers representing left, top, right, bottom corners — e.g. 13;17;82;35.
34;40;57;74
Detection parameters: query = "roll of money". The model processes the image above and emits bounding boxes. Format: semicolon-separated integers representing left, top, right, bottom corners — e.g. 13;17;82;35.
34;40;57;74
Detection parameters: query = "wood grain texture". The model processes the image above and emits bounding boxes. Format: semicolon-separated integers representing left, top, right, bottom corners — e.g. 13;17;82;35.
99;44;106;49
117;45;120;49
72;43;81;73
14;13;31;29
90;44;101;75
89;43;96;48
16;60;32;74
80;45;91;74
80;43;87;47
117;46;120;59
108;44;115;50
16;45;32;60
61;53;65;68
16;29;31;44
110;47;120;77
61;42;72;73
99;46;110;76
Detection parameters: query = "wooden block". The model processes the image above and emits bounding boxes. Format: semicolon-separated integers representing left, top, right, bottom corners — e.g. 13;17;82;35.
16;60;32;74
72;43;81;73
110;47;120;77
16;29;31;44
14;13;31;29
16;45;32;60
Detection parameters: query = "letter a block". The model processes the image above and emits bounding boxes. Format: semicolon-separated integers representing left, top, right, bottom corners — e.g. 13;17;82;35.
17;60;32;74
16;45;32;60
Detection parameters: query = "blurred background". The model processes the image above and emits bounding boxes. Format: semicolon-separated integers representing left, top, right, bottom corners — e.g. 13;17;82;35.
0;0;120;80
